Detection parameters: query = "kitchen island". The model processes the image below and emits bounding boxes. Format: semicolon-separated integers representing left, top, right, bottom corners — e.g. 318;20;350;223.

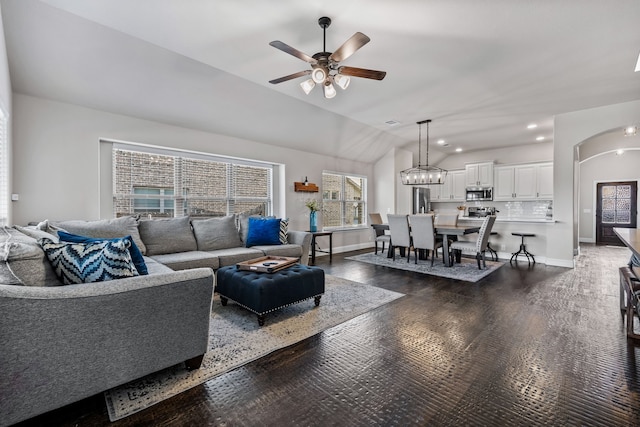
455;215;555;263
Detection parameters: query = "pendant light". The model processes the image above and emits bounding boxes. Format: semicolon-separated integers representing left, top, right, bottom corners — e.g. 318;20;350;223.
400;119;448;185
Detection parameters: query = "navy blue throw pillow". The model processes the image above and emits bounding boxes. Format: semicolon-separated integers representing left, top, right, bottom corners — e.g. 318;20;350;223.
245;217;282;247
58;231;149;275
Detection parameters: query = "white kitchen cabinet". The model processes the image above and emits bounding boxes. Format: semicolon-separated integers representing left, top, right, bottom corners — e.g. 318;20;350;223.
536;163;554;199
450;170;467;201
494;166;515;200
494;162;553;200
431;169;465;201
465;162;494;187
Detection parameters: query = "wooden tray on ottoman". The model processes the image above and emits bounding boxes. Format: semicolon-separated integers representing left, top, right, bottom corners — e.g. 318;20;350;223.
236;256;299;273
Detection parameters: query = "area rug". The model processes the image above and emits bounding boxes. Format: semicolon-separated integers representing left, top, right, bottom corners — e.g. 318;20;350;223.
345;252;504;282
104;275;404;421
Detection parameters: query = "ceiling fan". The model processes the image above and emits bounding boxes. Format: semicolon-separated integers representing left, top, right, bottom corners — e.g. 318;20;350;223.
268;17;386;98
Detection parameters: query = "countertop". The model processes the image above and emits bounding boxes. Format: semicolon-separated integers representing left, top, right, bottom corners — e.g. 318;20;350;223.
458;216;555;223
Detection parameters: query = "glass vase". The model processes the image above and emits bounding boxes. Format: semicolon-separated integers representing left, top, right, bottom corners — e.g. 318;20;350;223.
309;210;318;232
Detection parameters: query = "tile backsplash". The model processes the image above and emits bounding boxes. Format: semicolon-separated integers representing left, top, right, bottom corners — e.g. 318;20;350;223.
502;200;553;219
433;200;553;220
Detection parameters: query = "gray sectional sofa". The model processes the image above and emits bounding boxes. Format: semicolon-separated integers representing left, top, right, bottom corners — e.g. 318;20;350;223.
0;214;311;426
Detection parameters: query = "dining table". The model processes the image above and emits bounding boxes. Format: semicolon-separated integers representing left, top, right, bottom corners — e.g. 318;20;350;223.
435;224;481;266
373;223;481;267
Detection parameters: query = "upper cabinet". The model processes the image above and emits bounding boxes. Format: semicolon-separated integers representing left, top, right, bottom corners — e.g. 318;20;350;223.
431;169;466;201
465;162;494;187
494;162;553;201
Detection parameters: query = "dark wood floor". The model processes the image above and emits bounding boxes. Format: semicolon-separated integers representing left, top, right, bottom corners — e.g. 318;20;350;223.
15;244;640;426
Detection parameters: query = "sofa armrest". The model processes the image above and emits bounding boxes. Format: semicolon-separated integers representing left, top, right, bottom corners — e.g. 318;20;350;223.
0;268;214;426
287;230;312;265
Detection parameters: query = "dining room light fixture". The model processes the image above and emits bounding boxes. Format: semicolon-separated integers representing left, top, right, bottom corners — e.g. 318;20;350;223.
400;119;448;185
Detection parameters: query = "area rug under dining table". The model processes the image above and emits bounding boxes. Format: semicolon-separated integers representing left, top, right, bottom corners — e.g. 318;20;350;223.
345;252;505;282
104;274;404;421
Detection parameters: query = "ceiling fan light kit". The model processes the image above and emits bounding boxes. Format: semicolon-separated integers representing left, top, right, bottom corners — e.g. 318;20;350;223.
269;16;386;99
400;119;448;186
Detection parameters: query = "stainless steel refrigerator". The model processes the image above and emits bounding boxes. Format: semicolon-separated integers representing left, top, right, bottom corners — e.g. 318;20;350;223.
413;187;431;214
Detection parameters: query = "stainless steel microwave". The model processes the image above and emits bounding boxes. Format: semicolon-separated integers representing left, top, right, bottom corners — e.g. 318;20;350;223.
466;187;493;201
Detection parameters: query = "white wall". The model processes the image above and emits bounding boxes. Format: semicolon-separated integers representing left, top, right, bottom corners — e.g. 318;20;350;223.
12;94;375;251
579;149;640;242
372;148;396;222
553;99;640;264
436;142;554;170
0;5;12;224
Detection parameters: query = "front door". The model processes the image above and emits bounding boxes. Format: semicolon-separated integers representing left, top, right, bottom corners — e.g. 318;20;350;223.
596;181;637;245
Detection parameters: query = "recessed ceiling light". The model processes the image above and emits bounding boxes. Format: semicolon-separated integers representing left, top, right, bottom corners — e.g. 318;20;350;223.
536;136;545;141
527;124;537;129
616;149;625;155
455;148;463;152
624;126;637;136
437;139;445;145
385;120;401;127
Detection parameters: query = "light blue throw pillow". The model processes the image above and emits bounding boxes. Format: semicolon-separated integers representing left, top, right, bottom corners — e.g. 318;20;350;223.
245;217;282;247
38;237;139;285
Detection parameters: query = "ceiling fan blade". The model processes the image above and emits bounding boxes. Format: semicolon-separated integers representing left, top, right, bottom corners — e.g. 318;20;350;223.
329;32;370;63
269;70;312;84
338;66;387;80
269;41;318;65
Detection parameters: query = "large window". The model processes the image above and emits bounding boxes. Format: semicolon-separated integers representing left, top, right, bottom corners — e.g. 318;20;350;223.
322;171;367;228
112;145;272;218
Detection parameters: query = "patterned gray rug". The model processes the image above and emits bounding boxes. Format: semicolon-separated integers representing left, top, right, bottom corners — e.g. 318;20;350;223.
104;275;404;421
345;252;504;282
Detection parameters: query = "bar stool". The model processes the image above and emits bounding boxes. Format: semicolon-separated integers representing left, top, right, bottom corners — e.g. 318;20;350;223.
486;231;499;261
510;232;536;264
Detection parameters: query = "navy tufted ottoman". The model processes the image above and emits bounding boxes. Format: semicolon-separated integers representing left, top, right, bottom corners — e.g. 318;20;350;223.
215;264;325;326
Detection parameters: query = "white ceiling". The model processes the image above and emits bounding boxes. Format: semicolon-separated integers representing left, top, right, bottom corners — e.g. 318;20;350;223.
2;0;639;164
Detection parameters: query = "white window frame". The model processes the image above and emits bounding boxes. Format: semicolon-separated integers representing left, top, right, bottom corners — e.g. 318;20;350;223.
107;141;274;219
322;170;367;230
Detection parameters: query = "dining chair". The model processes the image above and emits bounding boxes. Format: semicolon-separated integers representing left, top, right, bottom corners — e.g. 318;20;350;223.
409;214;444;266
450;215;497;269
387;214;412;262
434;213;458;227
435;213;459;245
369;213;390;255
369;213;384;225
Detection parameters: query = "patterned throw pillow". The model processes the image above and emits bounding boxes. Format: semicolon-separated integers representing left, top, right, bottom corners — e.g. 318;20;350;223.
279;218;289;244
38;238;139;285
57;231;148;275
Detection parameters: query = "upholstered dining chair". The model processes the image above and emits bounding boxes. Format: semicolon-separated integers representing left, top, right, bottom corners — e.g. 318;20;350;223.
387;214;412;262
435;213;459;245
450;215;497;269
369;213;391;255
409;214;444;266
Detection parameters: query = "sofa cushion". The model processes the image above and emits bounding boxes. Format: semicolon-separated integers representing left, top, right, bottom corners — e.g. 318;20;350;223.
0;227;61;286
237;212;262;245
252;243;303;259
55;216;146;255
13;225;60;242
245;217;281;247
58;231;148;275
192;215;242;251
212;247;264;267
149;251;220;271
38;238;139;285
138;216;197;256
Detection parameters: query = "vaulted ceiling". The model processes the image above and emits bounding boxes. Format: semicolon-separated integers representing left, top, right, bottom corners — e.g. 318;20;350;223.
2;0;639;164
